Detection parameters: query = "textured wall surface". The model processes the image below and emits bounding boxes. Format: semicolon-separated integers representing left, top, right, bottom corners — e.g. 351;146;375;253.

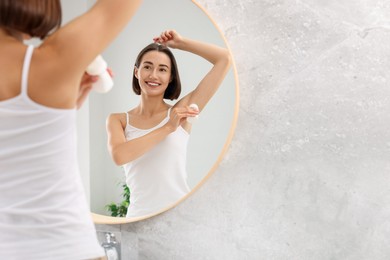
97;0;390;259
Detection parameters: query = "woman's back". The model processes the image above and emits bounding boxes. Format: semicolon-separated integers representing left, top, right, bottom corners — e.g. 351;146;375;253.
0;44;104;259
0;36;25;101
0;0;142;259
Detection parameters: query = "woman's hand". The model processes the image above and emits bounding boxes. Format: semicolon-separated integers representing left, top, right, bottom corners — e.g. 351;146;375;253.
153;30;183;49
76;73;96;109
166;105;199;130
76;68;114;109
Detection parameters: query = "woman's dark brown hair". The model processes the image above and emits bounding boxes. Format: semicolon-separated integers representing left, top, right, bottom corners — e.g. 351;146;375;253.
0;0;61;39
133;43;181;100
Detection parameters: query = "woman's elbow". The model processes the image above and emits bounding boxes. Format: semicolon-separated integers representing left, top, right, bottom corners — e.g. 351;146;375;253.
110;149;126;166
220;49;232;69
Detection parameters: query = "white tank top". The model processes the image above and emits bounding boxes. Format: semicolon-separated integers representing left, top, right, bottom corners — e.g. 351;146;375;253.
0;45;104;260
123;109;191;218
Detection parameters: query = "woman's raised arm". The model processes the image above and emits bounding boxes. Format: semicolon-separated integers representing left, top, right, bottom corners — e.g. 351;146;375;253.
153;30;232;112
43;0;142;75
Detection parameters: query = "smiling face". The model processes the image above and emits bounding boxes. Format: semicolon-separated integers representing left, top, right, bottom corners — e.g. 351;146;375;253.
132;43;181;100
134;50;172;99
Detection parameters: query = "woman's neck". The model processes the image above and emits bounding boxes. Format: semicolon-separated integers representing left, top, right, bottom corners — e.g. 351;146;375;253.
0;28;25;42
137;97;169;117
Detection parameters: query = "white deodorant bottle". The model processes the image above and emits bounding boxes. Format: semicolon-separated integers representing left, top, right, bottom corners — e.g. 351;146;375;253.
187;104;199;123
86;55;114;93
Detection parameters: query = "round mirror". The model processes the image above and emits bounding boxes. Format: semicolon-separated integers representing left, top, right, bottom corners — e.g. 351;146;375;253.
80;0;239;224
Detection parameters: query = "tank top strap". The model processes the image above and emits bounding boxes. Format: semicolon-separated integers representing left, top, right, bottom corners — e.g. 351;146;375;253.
167;107;172;118
125;112;130;125
21;45;35;95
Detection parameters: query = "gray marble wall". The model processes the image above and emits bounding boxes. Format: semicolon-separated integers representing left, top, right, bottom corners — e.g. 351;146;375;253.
98;0;390;259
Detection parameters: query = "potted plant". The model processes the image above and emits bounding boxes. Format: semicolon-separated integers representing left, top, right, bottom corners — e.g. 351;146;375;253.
105;183;130;217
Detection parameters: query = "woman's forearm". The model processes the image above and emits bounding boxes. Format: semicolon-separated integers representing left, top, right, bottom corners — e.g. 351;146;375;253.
176;37;231;65
111;124;175;166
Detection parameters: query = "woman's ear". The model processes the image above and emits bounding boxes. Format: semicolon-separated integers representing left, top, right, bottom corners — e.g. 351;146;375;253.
134;66;139;79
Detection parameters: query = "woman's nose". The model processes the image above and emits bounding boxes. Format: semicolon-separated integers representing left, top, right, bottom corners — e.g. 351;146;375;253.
149;69;158;78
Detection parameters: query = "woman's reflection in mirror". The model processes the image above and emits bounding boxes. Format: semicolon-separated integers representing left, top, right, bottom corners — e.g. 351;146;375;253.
106;30;231;218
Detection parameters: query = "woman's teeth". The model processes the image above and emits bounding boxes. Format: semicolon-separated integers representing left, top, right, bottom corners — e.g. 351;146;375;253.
147;82;159;87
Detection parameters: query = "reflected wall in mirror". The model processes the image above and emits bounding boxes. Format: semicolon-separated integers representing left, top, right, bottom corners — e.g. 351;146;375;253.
80;0;238;223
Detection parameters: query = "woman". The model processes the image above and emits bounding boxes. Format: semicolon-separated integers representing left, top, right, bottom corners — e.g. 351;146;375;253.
106;30;231;218
0;0;142;259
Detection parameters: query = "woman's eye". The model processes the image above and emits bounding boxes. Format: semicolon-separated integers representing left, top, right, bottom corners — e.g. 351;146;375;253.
143;65;151;69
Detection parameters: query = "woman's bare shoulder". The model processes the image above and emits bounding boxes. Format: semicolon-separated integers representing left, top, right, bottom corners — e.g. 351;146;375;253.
107;112;128;128
108;112;129;120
